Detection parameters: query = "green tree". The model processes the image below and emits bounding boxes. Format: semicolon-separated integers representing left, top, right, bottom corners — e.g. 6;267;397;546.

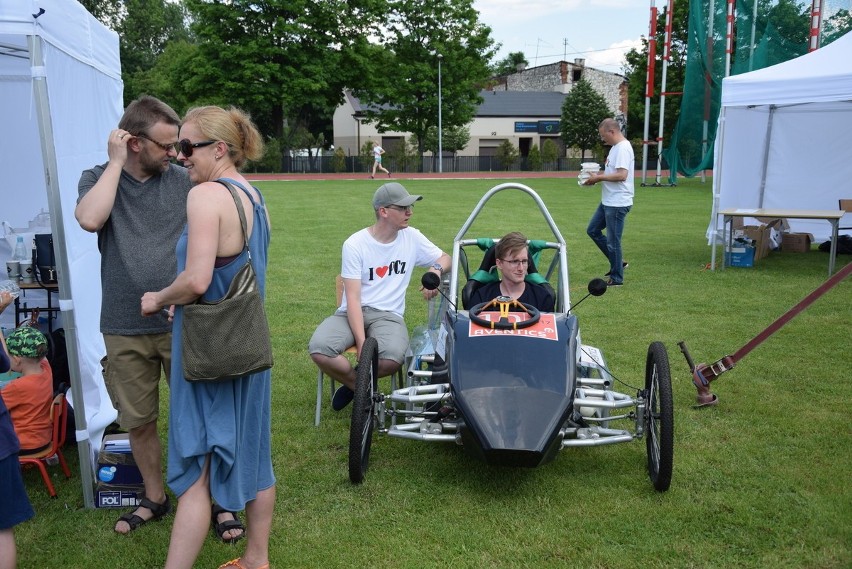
80;0;192;107
823;9;852;44
360;140;374;173
560;80;611;161
332;147;347;173
173;0;384;150
354;0;497;168
527;144;542;171
491;51;528;76
389;138;419;173
420;125;471;155
78;0;121;29
496;140;519;171
416;124;471;170
541;139;560;170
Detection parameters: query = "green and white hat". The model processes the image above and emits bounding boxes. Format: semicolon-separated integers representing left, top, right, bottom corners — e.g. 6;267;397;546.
6;327;48;358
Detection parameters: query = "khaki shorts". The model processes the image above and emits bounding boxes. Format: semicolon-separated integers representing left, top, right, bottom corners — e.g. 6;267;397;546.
102;333;171;430
308;308;408;364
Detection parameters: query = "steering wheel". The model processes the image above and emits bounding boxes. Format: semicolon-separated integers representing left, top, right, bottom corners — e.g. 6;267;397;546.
469;295;541;330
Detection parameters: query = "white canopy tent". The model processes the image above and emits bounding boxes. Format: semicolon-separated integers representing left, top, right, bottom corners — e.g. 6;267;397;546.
710;31;852;241
0;0;122;508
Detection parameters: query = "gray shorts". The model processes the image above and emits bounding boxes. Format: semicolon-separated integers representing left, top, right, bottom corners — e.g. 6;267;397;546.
308;308;408;363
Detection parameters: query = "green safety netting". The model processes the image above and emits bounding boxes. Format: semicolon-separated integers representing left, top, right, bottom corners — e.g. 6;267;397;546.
663;0;850;183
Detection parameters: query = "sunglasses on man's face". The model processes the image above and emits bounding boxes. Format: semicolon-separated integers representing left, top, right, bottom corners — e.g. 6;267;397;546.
135;133;178;153
177;139;217;157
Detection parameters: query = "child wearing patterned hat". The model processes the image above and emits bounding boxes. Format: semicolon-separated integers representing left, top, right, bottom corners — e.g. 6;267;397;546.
1;327;54;454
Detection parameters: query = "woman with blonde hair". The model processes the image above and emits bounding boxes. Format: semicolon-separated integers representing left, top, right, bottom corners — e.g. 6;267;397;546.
141;106;274;569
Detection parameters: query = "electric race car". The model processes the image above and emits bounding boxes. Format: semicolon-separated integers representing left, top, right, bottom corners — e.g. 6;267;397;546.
347;183;674;491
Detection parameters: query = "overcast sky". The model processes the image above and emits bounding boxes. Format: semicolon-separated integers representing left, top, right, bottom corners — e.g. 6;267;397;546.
474;0;650;75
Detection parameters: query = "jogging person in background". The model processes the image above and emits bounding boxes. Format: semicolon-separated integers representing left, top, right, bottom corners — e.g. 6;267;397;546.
371;140;391;179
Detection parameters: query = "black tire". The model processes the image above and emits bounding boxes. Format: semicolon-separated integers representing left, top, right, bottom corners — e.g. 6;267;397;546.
645;341;674;492
348;337;379;484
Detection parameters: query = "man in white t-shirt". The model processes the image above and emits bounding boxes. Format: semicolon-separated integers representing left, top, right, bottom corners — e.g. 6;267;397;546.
582;118;634;286
309;183;450;410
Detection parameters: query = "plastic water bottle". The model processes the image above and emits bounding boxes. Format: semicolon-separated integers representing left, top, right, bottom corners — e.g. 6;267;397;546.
13;236;27;261
0;280;20;299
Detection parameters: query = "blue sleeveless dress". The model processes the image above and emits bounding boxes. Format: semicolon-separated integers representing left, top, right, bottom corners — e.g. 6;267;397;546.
167;179;275;511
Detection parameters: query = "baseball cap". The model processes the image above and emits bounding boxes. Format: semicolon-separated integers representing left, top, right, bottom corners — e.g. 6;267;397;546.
5;326;48;359
372;183;423;209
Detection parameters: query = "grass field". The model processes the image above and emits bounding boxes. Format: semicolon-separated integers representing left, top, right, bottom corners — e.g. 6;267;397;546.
15;177;851;568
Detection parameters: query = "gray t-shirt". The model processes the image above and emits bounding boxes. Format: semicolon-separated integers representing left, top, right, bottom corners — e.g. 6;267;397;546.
78;163;191;335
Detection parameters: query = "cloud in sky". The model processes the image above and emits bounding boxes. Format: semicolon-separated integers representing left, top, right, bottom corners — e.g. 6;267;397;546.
475;0;648;73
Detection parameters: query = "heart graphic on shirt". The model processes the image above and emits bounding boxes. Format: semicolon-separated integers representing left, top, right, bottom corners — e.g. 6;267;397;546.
375;266;389;278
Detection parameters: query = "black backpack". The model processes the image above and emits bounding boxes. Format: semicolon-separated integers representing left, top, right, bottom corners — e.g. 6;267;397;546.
818;234;852;254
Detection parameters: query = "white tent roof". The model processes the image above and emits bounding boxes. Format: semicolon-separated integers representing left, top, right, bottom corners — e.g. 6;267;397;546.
721;31;852;106
1;0;123;508
0;1;120;78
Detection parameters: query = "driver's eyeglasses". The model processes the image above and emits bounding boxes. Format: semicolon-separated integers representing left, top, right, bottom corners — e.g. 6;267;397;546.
177;139;217;157
385;204;413;212
136;133;178;153
500;258;529;268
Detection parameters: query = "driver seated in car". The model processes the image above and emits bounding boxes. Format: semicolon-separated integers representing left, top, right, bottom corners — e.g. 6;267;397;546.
468;231;555;312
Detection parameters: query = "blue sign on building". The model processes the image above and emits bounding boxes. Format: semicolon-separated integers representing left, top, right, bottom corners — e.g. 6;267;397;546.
514;122;539;133
538;121;560;134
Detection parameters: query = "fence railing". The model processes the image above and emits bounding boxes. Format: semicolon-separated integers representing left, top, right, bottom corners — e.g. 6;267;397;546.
248;154;666;174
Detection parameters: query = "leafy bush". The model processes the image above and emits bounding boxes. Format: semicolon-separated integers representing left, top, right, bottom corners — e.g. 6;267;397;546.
527;144;542;171
332;147;346;173
496;140;519;170
541;139;560;170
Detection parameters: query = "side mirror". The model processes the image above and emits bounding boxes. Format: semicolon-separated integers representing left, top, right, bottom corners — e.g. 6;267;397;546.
588;278;608;296
421;271;441;291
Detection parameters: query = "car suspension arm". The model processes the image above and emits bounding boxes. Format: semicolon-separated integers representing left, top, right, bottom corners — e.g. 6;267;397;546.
679;261;852;407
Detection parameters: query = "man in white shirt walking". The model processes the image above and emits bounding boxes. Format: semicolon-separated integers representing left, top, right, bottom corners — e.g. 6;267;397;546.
582;118;634;286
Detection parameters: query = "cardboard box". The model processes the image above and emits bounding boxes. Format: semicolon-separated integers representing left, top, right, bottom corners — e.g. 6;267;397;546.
95;482;143;508
781;232;813;253
97;433;143;486
734;218;786;262
726;244;755;267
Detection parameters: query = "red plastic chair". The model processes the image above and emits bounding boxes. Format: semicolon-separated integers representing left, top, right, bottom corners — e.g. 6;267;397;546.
19;393;72;497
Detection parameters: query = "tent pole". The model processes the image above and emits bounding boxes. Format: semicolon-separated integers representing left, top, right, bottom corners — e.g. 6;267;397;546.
709;107;726;270
28;35;96;509
757;105;775;207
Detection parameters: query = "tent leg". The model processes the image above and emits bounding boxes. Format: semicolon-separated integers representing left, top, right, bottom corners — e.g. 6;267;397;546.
29;34;96;509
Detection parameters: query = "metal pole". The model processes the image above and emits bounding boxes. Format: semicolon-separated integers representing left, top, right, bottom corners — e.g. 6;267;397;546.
438;54;443;174
808;0;824;52
655;0;674;185
29;34;96;508
642;0;658;185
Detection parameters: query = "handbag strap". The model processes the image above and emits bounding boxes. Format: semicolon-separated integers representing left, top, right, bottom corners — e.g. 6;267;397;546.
215;179;251;257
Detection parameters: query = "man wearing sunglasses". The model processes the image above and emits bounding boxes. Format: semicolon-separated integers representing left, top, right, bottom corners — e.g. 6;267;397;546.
75;96;191;535
309;182;450;411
